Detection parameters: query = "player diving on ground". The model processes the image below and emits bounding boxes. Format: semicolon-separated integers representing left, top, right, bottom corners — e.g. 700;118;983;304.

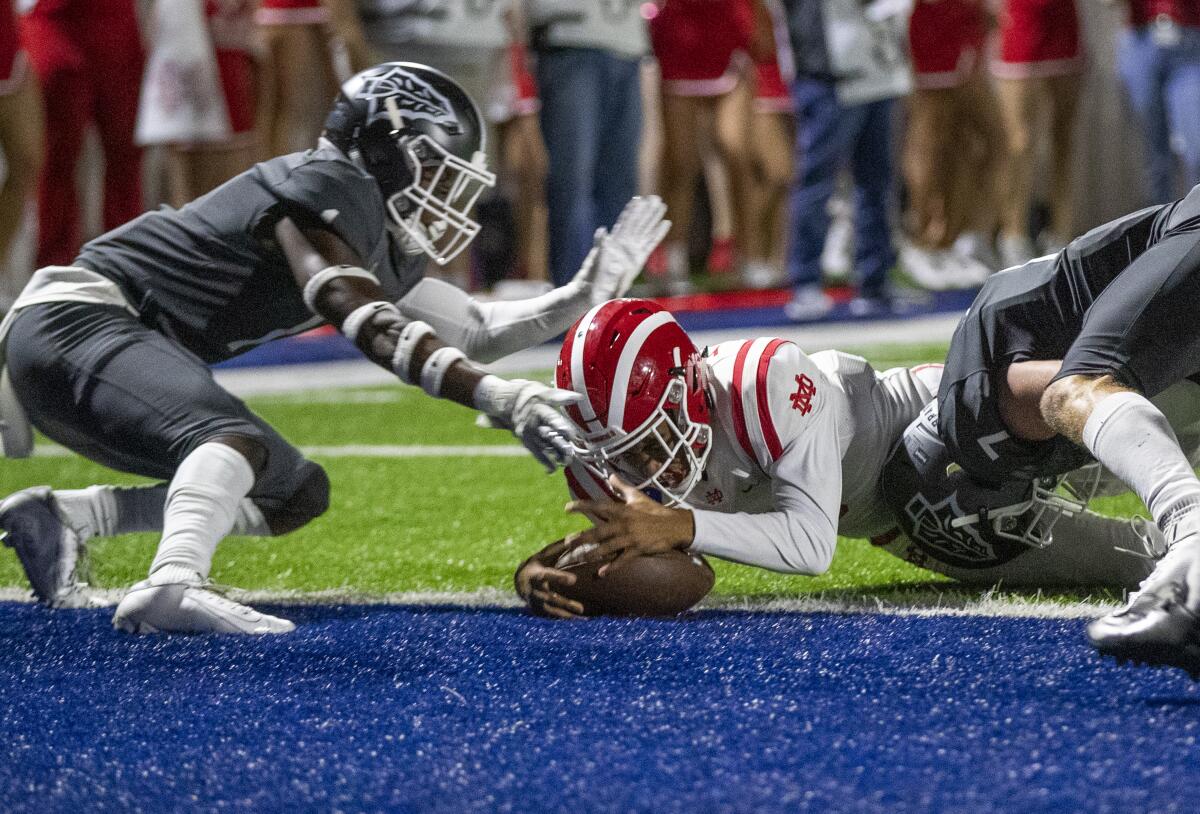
513;300;1179;618
0;63;669;634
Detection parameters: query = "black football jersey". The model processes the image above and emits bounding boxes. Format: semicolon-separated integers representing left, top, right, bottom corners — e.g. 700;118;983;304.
75;145;425;363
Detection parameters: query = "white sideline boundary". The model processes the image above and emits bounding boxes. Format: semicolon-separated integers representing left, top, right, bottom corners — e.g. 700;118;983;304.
0;586;1121;620
212;315;962;397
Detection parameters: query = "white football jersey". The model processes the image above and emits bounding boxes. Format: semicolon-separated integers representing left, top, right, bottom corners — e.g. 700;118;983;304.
565;338;941;574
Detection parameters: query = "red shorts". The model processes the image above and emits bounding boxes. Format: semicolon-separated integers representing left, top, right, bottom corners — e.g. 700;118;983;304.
651;0;753;96
255;0;329;26
993;0;1083;78
487;43;540;123
0;0;24;95
910;0;987;89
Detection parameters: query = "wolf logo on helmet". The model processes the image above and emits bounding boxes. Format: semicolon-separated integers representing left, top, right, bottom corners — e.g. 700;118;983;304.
358;66;460;132
883;401;1097;570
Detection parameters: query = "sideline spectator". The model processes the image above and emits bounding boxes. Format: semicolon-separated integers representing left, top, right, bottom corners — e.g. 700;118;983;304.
649;0;759;295
528;0;647;287
1116;0;1200;203
992;0;1083;266
0;0;42;300
900;0;1000;289
745;0;796;289
491;32;549;282
781;0;912;320
137;0;261;206
259;0;370;156
20;0;145;267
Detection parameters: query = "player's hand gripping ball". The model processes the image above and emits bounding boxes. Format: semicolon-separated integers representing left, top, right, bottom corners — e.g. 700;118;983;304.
552;542;715;617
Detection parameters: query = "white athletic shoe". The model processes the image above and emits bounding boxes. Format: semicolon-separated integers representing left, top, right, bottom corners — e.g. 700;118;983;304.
742;260;781;290
0;486;94;608
783;284;835;322
1088;526;1200;676
899;242;952;291
821;197;854;282
113;570;295;635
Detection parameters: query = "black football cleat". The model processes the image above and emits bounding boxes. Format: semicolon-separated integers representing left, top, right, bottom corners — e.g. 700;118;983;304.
1088;532;1200;679
0;486;93;608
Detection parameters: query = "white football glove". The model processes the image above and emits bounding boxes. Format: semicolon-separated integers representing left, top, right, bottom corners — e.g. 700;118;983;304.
571;195;671;305
474;377;583;472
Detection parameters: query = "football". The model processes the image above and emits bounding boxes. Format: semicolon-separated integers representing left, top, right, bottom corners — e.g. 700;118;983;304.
554;543;715;617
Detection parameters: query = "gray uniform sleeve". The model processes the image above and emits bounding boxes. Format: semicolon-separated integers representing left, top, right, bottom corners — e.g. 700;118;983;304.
270;155;388;268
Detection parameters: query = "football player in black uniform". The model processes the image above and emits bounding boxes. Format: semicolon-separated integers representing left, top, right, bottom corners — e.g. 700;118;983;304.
882;183;1200;673
0;63;670;633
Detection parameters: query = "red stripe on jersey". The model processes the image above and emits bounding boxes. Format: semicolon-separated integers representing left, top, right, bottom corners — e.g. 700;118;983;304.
729;341;757;465
755;339;789;461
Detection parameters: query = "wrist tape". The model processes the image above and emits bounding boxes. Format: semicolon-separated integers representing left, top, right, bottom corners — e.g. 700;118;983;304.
301;265;379;312
391;320;435;384
419;346;468;397
340;301;400;346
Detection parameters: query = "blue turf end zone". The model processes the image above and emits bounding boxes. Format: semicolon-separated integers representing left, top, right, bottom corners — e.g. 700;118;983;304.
2;602;1199;813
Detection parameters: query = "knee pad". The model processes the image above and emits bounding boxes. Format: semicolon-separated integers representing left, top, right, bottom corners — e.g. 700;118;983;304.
258;461;330;535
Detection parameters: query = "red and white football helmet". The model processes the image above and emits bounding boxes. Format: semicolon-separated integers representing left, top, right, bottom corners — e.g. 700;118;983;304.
556;299;712;505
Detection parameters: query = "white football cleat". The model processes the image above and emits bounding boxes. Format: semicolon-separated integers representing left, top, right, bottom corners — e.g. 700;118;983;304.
113;570;295;635
0;486;95;608
1088;528;1200;676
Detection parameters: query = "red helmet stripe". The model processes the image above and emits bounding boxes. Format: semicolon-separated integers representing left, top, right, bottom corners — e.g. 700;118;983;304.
607;310;675;429
755;339;789;462
568;302;613;432
729;340;758;466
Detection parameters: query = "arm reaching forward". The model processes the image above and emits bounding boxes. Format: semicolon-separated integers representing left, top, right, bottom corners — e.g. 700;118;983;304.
274;217;580;471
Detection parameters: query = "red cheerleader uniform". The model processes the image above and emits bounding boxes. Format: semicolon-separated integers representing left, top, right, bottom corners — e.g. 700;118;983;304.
909;0;988;90
651;0;754;96
992;0;1083;79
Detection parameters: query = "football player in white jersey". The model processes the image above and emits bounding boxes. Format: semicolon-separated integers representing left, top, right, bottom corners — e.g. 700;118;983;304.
513;299;1173;618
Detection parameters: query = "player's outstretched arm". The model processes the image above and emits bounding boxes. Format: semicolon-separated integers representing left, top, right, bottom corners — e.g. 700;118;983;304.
394;195;670;364
274;217;581;471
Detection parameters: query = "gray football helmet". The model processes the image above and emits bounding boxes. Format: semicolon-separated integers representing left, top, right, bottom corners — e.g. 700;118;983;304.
881;401;1099;570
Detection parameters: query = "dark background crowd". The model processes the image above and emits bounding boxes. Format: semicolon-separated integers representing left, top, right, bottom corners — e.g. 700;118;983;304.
1;0;1197;319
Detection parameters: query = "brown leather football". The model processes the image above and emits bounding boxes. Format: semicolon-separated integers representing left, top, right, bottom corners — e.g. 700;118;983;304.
554;546;715;617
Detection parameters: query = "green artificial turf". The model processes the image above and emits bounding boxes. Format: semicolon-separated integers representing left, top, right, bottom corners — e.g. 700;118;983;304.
0;342;1146;603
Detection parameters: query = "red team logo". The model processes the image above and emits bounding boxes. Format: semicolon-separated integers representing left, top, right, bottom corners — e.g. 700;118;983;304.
790;374;816;415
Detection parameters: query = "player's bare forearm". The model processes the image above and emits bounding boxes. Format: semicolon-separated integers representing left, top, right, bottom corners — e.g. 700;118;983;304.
274;217;486;406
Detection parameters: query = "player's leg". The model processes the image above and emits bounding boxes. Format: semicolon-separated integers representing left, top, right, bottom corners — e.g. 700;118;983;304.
3;303;315;629
1037;234;1200;666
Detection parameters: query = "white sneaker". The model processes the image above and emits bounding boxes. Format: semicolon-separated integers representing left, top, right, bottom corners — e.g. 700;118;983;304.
953;232;1000;272
784;284;835;322
821;206;854;282
113;570;295;635
997;233;1036;270
899;242;952;291
943;250;992;289
742;260;781;290
0;486;94;608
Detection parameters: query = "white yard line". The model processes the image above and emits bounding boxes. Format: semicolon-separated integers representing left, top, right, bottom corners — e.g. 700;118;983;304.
213;315;962;397
33;444;528;459
0;586;1119;619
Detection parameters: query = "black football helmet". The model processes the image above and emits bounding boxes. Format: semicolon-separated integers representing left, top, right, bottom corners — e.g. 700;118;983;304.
881;401;1100;570
324;62;496;265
